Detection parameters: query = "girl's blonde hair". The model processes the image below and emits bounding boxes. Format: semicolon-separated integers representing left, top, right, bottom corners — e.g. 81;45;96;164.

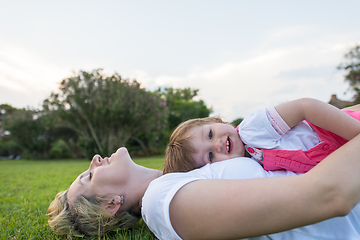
47;190;140;237
164;116;228;174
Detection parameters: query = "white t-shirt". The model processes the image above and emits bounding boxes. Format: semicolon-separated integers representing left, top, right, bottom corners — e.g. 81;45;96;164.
142;158;360;240
239;108;320;151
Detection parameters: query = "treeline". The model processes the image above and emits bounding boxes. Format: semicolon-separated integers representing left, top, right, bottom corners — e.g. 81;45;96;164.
1;45;360;160
0;69;212;159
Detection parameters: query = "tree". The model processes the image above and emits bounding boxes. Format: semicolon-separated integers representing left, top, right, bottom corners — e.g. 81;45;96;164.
231;118;244;127
43;69;167;157
125;87;212;156
0;105;23;158
338;45;360;103
160;87;212;131
0;104;17;137
3;108;57;159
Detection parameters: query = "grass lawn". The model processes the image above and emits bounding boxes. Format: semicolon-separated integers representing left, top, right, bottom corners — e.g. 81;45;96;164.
0;155;165;239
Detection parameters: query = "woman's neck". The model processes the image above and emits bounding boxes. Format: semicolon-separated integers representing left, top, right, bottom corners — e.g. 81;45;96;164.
128;165;163;214
136;166;163;196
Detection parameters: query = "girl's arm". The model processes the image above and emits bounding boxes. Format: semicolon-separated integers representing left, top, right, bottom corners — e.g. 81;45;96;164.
169;133;360;240
342;104;360;112
275;98;360;141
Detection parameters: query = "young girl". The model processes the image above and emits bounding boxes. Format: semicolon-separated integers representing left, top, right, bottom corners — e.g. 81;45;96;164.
164;98;360;174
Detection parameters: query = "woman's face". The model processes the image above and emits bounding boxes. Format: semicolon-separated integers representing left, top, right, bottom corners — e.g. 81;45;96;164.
67;147;132;204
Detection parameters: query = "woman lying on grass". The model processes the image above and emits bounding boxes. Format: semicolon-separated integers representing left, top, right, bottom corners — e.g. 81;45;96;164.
48;105;360;239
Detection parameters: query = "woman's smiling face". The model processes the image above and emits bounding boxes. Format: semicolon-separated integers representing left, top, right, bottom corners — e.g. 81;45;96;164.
67;147;132;204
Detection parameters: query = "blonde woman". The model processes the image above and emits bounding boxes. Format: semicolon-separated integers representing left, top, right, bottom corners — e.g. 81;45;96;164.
47;107;360;239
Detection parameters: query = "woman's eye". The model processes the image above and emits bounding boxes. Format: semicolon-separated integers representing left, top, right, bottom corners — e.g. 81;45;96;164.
209;130;213;139
89;172;93;180
209;152;213;162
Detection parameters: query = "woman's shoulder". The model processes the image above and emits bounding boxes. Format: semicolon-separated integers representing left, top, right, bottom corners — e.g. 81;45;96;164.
141;167;212;240
143;166;212;203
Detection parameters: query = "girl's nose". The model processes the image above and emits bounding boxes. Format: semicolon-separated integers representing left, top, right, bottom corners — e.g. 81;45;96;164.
213;139;222;152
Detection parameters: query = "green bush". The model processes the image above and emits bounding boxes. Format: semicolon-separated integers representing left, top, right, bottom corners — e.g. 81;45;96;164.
0;140;22;157
49;139;73;159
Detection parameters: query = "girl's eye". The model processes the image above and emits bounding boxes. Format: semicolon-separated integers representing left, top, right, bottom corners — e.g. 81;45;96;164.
209;129;213;139
209;152;213;162
89;172;93;180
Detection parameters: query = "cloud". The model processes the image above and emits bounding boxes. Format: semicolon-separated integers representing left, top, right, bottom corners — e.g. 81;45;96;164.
1;23;359;122
0;40;71;108
275;66;334;80
134;31;357;121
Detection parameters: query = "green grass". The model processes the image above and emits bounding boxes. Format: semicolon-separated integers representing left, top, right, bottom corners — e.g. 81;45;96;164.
0;155;165;239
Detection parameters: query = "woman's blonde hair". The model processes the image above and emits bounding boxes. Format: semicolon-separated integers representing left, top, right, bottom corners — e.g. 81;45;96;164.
164;116;228;174
47;190;140;237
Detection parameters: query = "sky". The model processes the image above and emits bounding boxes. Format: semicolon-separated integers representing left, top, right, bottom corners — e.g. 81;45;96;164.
0;0;359;122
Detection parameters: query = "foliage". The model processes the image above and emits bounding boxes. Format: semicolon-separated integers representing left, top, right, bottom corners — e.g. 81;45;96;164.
338;45;360;103
43;69;167;158
1;71;213;159
159;87;212;131
0;105;21;157
0;104;18;118
0;156;164;239
231;118;244;127
126;87;212;156
2;108;58;159
1;104;80;159
49;139;73;159
52;126;83;158
0;139;22;157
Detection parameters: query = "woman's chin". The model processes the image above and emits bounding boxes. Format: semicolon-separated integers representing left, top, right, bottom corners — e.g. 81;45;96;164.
111;147;131;164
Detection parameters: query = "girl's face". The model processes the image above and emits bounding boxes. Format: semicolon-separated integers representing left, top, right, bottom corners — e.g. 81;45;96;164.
188;122;245;168
67;147;132;205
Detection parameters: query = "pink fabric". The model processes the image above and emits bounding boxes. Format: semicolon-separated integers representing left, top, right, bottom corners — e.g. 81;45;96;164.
254;110;359;173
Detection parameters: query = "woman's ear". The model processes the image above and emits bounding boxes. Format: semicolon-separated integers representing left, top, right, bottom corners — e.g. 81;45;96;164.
105;195;123;215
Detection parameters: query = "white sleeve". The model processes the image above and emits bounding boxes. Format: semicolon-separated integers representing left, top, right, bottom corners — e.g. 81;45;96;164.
141;169;209;240
267;107;290;135
238;108;290;149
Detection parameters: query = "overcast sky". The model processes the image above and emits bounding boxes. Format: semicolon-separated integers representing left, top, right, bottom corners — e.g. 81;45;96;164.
1;0;359;121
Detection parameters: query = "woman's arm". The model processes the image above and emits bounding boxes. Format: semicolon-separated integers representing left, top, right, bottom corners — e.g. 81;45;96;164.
169;133;360;240
275;98;360;141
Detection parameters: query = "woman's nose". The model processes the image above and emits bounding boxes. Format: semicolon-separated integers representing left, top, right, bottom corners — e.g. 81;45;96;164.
91;154;103;166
